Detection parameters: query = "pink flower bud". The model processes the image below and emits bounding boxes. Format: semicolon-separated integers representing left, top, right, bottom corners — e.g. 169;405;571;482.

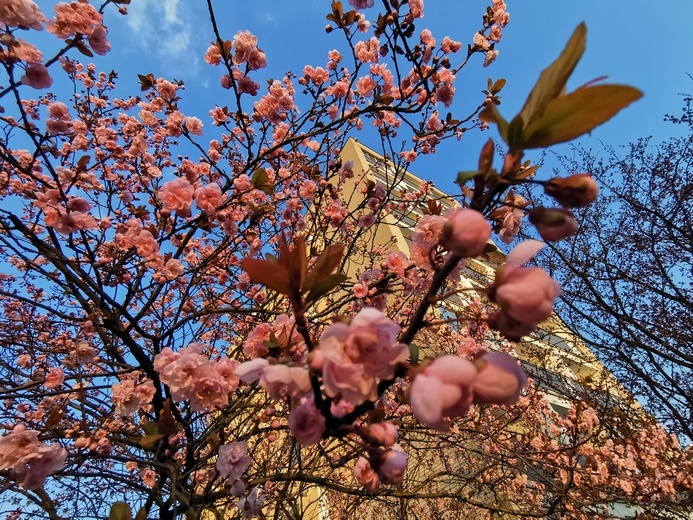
353;457;380;491
492;267;558;326
375;444;408;485
488;310;537;341
221;74;232;89
529;208;578;242
364;422;398;448
544;174;598;208
473;351;527;406
439;209;491;258
409;355;477;431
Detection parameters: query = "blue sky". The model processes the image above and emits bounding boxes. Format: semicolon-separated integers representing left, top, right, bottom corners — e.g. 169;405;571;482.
32;0;693;191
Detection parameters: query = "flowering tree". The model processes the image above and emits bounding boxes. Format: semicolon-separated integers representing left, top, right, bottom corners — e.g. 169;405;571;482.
0;1;690;519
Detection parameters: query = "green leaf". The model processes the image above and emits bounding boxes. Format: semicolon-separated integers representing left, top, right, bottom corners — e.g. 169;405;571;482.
141;421;159;436
408;343;419;365
479;104;508;143
522;84;642;148
306;273;347;304
75;40;94;57
519;23;586;128
251;168;267;186
455;170;481;185
492;78;506;93
109;503;133;520
252;168;274;195
139;433;165;448
506;115;525;149
258;183;275;195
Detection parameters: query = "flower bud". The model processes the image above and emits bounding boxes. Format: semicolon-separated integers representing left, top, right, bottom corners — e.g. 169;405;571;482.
491;267;558;326
544;174;598;208
473;351;527;406
439;209;491;258
375;444;408;485
353;457;380;491
364;422;398;448
488;310;536;341
528;207;578;242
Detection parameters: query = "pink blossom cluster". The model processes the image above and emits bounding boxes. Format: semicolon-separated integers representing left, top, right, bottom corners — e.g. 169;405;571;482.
237;486;266;519
409;351;527;431
34;189;98;235
112;377;156;415
62;340;96;368
348;0;374;10
499;205;524;244
0;0;46;30
528;207;578;242
0;37;43;64
439;208;491;257
410;214;445;269
253;79;296;124
48;1;110;55
312;308;408;406
113;219;161;265
153;344;240;412
46;101;72;134
195;182;226;214
232;30;267;71
354;37;380;64
487;241;561;340
497;192;527;244
236;358;312;402
434;67;456;107
409;209;490;269
242;314;306;361
159;178;195;218
0;425;67;489
409;0;424;18
287;396;326;446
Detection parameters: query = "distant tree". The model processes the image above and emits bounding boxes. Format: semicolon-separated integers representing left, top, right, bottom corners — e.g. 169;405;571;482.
0;1;690;519
536;95;693;441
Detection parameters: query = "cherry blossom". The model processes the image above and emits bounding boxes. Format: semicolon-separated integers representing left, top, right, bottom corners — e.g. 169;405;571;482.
287;397;326;446
216;441;251;482
318;308;408;405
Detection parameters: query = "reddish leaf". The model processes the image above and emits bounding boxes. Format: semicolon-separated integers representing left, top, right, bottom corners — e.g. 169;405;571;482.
242;258;291;295
304;243;345;292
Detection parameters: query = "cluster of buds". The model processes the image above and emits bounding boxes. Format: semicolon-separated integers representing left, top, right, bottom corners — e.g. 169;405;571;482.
409;351;527;431
530;173;599;242
353;422;408;490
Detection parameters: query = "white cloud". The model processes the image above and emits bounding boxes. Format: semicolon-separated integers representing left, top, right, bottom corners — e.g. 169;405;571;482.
124;0;198;73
